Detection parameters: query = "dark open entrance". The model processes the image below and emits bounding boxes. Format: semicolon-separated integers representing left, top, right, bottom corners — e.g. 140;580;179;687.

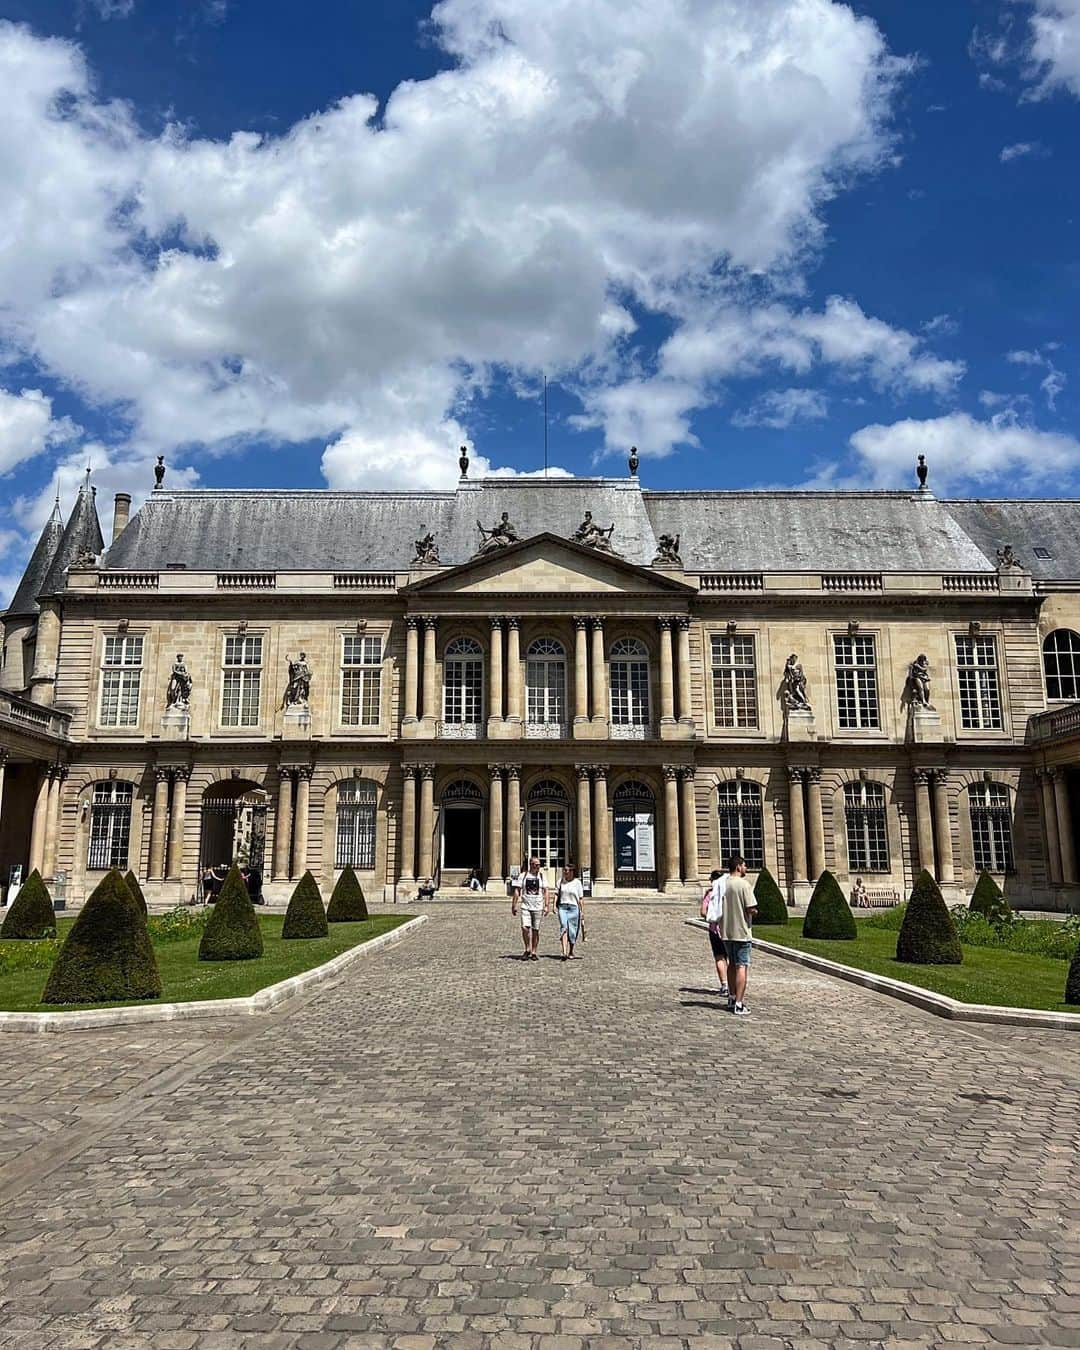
200;781;268;873
440;779;484;877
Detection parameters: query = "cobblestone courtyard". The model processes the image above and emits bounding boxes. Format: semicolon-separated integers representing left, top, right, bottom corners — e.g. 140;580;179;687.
0;905;1079;1349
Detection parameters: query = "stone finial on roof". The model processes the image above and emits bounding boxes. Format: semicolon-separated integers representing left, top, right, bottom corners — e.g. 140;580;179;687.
458;445;469;479
154;456;165;490
916;454;928;490
628;445;639;477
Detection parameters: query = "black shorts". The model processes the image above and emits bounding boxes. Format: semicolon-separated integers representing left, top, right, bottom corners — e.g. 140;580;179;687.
707;928;726;961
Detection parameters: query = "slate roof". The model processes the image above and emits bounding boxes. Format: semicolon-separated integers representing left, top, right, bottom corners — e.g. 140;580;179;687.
39;480;105;600
6;503;64;620
941;500;1080;581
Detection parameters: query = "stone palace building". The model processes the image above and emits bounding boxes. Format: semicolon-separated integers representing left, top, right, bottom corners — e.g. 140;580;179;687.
3;450;1080;909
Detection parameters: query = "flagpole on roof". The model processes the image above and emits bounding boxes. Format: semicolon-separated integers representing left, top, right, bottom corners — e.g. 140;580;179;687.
543;373;549;479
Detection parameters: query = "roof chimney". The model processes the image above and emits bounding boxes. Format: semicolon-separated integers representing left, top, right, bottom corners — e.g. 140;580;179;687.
112;492;132;543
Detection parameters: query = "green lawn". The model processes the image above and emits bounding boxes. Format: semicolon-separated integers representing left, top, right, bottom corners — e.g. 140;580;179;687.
756;922;1079;1012
0;913;413;1013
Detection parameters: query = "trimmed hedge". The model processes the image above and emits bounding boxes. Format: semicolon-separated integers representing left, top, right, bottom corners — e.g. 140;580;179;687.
282;871;328;939
124;870;148;916
803;870;857;940
40;869;161;1004
896;869;963;965
326;865;369;923
753;866;788;926
1067;946;1080;1007
969;871;1012;926
1;870;56;940
198;864;264;961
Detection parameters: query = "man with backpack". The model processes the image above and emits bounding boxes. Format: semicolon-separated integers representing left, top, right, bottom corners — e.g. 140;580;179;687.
700;867;729;998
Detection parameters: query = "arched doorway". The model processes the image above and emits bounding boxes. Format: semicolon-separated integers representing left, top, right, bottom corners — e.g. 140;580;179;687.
613;780;657;888
200;779;268;874
440;778;484;877
527;778;571;871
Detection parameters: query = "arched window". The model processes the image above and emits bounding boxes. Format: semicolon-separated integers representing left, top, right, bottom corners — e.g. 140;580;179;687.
843;781;889;874
443;637;483;729
88;780;133;870
527;778;570;803
335;778;377;869
442;779;484;802
969;781;1014;874
526;638;566;733
1044;630;1080;701
610;637;650;736
717;780;764;870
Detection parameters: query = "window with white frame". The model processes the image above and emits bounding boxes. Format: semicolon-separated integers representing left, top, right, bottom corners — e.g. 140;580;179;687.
88;780;133;869
843;780;889;873
341;634;382;726
717;780;764;869
221;633;263;727
443;637;483;724
335;778;378;868
834;634;880;730
610;637;650;728
1043;629;1080;702
969;781;1014;873
98;634;144;727
711;635;758;728
526;637;566;726
955;635;1003;730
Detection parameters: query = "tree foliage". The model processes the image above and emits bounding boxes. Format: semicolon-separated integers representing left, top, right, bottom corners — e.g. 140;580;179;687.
124;870;148;916
282;870;329;939
198;863;264;961
969;871;1012;926
0;870;56;940
896;869;963;965
802;870;857;940
41;869;161;1004
326;865;369;923
752;866;788;925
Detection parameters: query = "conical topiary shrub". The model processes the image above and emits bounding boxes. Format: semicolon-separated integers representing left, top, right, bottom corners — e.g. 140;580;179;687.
198;863;263;961
896;869;963;965
41;869;161;1004
1066;945;1080;1007
803;869;857;940
326;865;369;923
1;870;56;940
969;870;1012;925
282;870;328;939
753;866;788;926
124;870;148;917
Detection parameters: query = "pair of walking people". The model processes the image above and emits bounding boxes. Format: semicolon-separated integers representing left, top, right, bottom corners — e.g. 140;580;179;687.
511;856;585;960
701;855;756;1015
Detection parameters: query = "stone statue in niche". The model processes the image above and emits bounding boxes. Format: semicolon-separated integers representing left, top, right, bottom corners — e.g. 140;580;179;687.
475;511;520;556
780;653;812;712
652;532;682;566
571;511;617;553
905;653;934;709
282;652;312;708
412;532;440;564
166;653;193;708
996;544;1022;571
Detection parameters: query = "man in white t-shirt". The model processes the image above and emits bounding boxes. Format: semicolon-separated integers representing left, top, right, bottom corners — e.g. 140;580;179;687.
699;868;729;997
511;855;548;960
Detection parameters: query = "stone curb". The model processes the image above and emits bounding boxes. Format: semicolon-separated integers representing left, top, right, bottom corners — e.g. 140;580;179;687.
684;918;1080;1030
0;915;427;1034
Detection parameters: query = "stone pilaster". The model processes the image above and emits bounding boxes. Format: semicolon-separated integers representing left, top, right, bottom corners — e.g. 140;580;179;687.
575;765;592;876
505;765;521;872
806;767;825;881
488;764;504;883
166;766;191;881
592;765;612;886
403;615;420;725
590;618;607;725
420;616;438;729
1039;769;1063;887
657;618;675;725
291;765;313;880
28;768;50;877
42;764;67;880
913;768;935;878
417;763;436;880
663;765;681;891
399;765;417;883
148;767;171;881
488;617;504;724
573;617;590;724
505;618;522;725
675;616;693;727
931;769;954;885
787;767;808;885
1053;770;1077;885
679;767;698;884
273;767;294;881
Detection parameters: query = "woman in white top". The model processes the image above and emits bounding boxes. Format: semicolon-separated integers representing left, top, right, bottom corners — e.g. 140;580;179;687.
555;864;585;960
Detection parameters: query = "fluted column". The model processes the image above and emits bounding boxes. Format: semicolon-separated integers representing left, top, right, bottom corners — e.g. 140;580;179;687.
1053;770;1077;885
1040;769;1063;886
273;769;294;880
148;767;171;880
400;766;417;882
418;763;436;879
787;767;807;883
291;766;312;880
592;766;611;882
806;767;825;881
931;769;954;885
488;764;504;882
590;618;607;723
675;617;693;726
42;765;66;879
575;765;592;874
913;768;935;877
663;766;682;890
574;617;590;724
421;617;438;722
658;618;675;724
166;766;190;881
505;618;522;722
679;767;698;883
505;765;521;871
489;618;504;722
403;616;420;724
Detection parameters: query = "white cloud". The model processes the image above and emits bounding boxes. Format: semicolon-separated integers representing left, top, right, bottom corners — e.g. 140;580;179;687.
84;0;136;17
1000;140;1048;160
0;388;78;475
731;386;828;429
1023;0;1080;96
1006;346;1066;409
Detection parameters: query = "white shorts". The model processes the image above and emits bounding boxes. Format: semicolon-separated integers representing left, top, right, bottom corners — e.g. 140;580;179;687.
519;905;543;930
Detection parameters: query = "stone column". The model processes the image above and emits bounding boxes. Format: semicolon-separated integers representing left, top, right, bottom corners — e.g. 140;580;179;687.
403;616;420;724
28;769;50;876
806;768;825;882
400;766;417;883
488;764;504;883
273;768;293;880
1040;769;1063;886
575;765;592;875
291;766;312;880
787;768;807;883
421;617;438;722
28;602;61;705
418;764;436;880
166;766;190;881
679;768;698;884
663;766;682;890
913;768;935;877
592;766;612;883
573;617;590;724
1053;771;1077;886
148;767;171;881
590;618;607;723
42;765;66;879
505;765;521;871
675;617;693;726
489;618;504;722
658;618;675;724
505;618;522;722
931;769;954;885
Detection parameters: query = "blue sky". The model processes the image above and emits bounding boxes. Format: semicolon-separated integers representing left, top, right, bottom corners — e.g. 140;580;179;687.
1;0;1079;599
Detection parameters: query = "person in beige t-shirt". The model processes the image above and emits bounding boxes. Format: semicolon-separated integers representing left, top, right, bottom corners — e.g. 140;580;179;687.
717;856;757;1016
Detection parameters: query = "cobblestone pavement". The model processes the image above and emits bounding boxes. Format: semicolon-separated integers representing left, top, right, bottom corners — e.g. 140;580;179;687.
1;905;1079;1349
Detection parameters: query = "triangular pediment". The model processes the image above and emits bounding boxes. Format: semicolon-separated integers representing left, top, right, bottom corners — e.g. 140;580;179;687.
403;533;696;595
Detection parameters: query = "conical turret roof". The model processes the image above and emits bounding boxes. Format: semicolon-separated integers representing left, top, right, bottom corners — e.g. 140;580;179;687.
5;498;64;620
38;474;105;601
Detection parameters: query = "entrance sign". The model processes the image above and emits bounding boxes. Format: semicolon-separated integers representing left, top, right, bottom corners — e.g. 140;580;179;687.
615;808;656;871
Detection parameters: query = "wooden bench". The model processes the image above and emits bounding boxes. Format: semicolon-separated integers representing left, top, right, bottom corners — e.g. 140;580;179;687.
854;886;901;909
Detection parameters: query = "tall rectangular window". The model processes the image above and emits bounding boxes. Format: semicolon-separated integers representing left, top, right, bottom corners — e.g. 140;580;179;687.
88;781;133;869
99;634;144;727
956;635;1003;730
711;635;758;728
341;635;382;726
969;782;1014;872
221;633;262;727
844;781;889;873
834;634;880;730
